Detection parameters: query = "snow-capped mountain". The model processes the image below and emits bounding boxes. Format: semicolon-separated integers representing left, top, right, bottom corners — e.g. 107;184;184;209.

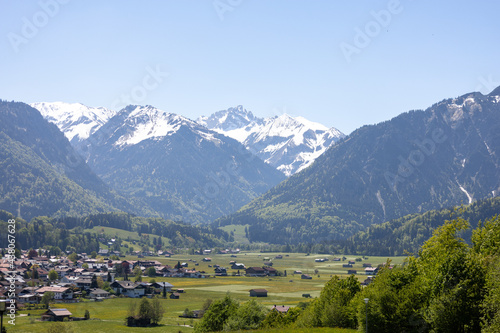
79;105;285;223
198;106;345;176
30;102;116;143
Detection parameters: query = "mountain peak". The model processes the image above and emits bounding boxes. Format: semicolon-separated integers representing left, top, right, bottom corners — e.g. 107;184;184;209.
488;85;500;97
30;101;116;142
200;107;345;176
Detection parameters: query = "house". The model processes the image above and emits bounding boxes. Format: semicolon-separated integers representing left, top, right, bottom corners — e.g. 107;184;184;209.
264;267;277;276
362;276;374;286
347;270;357;275
365;267;378;275
41;308;72;321
214;267;227;276
272;305;290;314
342;264;353;268
36;286;73;300
301;274;312;280
18;294;41;304
151;282;174;293
249;289;268;297
202;258;212;262
170;292;180;299
110;281;146;298
362;263;372;267
245;267;266;277
231;263;245;270
89;288;110;299
293;270;302;275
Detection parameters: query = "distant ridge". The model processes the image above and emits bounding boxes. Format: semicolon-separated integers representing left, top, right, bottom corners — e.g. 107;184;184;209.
198;105;345;176
216;89;500;243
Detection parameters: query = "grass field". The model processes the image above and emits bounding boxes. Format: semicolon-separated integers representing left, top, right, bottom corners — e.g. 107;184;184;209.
9;252;404;332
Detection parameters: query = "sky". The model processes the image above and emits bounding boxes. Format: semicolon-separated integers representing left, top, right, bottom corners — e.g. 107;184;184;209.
1;0;499;134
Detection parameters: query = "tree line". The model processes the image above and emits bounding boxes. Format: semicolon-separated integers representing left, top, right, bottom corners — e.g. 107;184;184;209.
196;215;500;332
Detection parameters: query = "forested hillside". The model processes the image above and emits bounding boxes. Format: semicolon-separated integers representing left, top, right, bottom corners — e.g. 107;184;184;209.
216;89;500;243
0;101;153;220
0;210;229;253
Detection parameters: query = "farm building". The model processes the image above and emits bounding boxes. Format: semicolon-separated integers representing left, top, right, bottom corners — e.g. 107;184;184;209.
41;308;72;321
249;289;268;297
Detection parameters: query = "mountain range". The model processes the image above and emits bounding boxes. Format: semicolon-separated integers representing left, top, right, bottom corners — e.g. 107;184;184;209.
30;102;116;144
216;88;500;244
0;100;148;220
198;106;345;176
73;105;286;223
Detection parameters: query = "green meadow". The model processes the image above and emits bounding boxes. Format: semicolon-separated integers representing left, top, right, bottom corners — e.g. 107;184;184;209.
9;252;404;332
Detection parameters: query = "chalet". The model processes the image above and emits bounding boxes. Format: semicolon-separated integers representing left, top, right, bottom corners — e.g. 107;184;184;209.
347;270;357;275
89;288;110;299
263;261;273;266
41;308;72;321
264;267;277;276
249;289;268;297
272;305;290;314
18;294;41;304
362;276;374;286
73;277;92;290
362;263;372;267
365;267;378;275
231;263;245;270
36;286;73;300
183;269;202;278
110;281;146;298
301;274;312;280
151;282;174;293
55;267;74;278
202;258;212;262
170;292;180;299
245;267;266;277
137;260;161;268
293;270;302;275
215;267;227;276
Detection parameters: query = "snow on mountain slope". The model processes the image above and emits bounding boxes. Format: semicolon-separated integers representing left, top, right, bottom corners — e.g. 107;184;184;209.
30;102;116;143
80;104;285;223
102;105;224;148
198;106;345;176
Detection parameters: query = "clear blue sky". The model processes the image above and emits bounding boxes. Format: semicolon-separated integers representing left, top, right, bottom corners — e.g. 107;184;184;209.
1;0;499;134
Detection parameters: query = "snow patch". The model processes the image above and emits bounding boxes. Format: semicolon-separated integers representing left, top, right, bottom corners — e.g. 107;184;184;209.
457;182;473;204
